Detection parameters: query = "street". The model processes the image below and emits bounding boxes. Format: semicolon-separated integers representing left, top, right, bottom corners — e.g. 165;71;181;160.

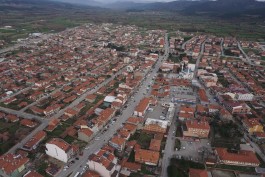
58;33;169;177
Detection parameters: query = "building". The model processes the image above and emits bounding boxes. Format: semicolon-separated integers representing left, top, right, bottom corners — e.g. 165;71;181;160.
189;168;208;177
135;149;160;166
242;118;264;134
149;139;161;152
22;131;47;151
183;120;210;138
88;147;119;177
0;153;29;177
143;118;168;134
45;138;73;163
78;128;94;142
23;171;43;177
134;97;150;117
225;102;251;114
108;136;126;152
215;148;260;167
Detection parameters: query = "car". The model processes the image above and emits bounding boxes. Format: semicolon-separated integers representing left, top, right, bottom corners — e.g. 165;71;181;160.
75;157;79;160
182;147;186;150
95;137;100;140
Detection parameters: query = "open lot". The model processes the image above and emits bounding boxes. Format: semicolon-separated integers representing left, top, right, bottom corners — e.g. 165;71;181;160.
0;120;34;154
173;138;213;162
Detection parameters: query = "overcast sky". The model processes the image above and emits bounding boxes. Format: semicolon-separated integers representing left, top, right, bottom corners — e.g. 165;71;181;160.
54;0;265;4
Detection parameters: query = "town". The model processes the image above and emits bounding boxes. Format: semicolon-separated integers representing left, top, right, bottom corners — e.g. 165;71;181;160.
0;23;265;177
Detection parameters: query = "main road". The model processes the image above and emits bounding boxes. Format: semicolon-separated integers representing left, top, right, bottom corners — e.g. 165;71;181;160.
58;33;169;177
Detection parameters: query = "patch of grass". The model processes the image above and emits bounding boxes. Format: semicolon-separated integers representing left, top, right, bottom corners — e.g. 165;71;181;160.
167;158;205;177
64;136;75;144
128;150;135;162
215;164;256;173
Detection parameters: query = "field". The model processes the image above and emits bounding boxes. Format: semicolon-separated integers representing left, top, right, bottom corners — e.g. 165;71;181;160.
0;120;34;155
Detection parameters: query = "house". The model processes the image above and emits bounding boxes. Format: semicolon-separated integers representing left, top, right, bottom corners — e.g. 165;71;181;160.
178;112;194;121
95;108;115;128
6;114;19;122
242;118;263;134
88;146;119;177
45;138;73;163
189;168;208;177
20;119;37;128
86;94;97;103
225;102;251;114
46;119;60;132
149;139;161;152
0;153;29;177
108;136;126;152
135;149;160;166
143;118;167;134
43;104;61;116
183;120;210;138
134;97;150;117
215;148;260;167
23;170;43;177
198;89;210;105
78;128;94;143
22;131;46;151
219;108;233;120
64;108;78;118
82;170;101;177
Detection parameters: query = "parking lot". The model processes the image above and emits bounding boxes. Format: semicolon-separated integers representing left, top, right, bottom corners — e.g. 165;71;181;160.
145;104;167;120
173;138;213;161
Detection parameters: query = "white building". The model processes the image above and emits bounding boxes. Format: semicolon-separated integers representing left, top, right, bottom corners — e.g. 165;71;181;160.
45;138;73;163
88;148;119;177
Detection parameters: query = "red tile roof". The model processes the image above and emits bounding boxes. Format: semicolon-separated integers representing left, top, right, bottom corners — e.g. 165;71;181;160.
216;148;260;165
0;154;29;175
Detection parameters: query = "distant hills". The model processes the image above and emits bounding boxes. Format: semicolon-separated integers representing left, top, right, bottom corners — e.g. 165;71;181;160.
104;0;265;18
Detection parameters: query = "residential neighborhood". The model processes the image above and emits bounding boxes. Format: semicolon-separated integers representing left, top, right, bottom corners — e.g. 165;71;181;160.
0;23;265;177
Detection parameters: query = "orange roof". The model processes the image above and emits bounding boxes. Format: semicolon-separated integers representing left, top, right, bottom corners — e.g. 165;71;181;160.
20;119;37;127
198;89;209;103
143;124;167;134
118;129;131;139
242;118;262;128
126;117;144;125
186;120;210;130
79;128;93;137
179;112;194;119
110;136;126;146
86;94;97;100
47;138;72;152
189;168;208;177
135;149;159;165
82;170;100;177
0;153;29;175
149;139;161;152
135;97;150;113
24;171;44;177
122;161;141;171
97;108;115;125
23;131;46;150
180;106;195;114
216;148;260;165
123;123;137;133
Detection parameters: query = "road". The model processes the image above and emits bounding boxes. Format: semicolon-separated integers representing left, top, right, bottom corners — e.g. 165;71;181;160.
58;33;169;177
193;39;206;79
160;106;178;177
